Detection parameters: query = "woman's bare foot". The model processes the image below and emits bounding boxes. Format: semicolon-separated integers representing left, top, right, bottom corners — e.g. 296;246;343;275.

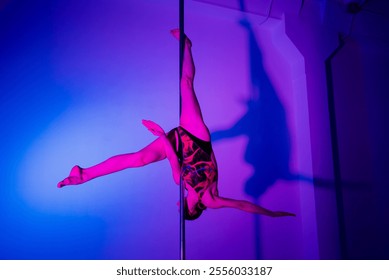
170;28;192;47
57;165;87;188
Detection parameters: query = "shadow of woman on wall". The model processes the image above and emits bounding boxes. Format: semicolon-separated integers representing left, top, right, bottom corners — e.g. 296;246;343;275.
212;17;305;259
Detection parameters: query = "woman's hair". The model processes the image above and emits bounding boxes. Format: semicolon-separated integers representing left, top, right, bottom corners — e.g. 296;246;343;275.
184;198;205;221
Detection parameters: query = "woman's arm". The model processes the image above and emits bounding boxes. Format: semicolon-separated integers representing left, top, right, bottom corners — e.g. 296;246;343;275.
142;120;181;185
160;134;181;185
201;190;295;217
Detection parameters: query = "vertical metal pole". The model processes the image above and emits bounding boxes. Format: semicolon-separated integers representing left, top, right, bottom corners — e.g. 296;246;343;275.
179;0;186;260
325;36;348;260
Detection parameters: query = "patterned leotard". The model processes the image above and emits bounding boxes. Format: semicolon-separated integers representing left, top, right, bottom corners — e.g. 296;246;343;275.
167;126;218;200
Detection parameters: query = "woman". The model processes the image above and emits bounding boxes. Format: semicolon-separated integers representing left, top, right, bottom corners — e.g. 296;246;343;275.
58;29;295;220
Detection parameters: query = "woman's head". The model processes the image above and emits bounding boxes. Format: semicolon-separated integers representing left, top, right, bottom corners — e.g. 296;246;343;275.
184;198;206;221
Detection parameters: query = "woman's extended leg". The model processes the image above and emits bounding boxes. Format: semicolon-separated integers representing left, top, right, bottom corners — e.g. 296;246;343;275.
57;137;167;188
171;29;210;141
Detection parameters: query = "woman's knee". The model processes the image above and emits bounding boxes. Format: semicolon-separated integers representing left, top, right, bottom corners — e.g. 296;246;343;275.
138;150;164;166
180;76;193;91
136;139;166;166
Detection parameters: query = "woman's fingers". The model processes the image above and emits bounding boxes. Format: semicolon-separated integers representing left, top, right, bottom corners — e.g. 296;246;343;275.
142;119;156;130
141;119;165;136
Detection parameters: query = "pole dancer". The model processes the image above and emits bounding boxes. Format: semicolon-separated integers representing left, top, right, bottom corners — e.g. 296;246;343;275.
57;30;295;220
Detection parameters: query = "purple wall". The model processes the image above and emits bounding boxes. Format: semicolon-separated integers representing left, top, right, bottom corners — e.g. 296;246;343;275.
1;0;388;259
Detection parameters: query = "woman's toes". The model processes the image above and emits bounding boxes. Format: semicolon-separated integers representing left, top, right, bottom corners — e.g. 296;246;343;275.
170;28;180;39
